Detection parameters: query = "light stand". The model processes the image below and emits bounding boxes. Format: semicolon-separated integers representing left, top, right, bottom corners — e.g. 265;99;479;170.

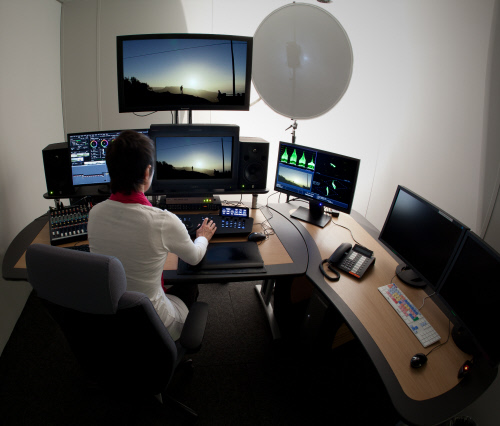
285;119;298;203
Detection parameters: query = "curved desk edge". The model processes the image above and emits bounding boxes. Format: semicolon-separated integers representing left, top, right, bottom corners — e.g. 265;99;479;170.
271;202;498;426
162;204;308;283
2;214;48;281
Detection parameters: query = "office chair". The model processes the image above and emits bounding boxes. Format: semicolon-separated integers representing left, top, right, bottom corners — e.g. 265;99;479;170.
25;243;208;420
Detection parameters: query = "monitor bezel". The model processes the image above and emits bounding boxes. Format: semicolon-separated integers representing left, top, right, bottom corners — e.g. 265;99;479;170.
150;124;240;196
378;185;469;289
274;141;360;216
67;128;150;188
116;33;253;113
437;231;500;367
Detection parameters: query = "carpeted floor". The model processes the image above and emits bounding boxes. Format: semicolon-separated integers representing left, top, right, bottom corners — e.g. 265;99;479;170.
0;281;399;425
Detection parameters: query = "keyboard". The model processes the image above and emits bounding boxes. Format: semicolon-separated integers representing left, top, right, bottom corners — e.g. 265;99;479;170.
378;283;440;348
64;244;90;252
176;213;253;237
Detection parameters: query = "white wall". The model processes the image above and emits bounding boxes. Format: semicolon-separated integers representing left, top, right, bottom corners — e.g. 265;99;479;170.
59;0;499;239
0;0;63;355
482;1;500;250
0;0;64;257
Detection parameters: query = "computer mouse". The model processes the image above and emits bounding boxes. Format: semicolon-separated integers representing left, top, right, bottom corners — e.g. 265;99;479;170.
410;353;428;368
248;232;266;242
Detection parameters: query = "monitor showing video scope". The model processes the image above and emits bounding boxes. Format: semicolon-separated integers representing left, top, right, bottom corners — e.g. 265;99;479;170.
68;129;149;187
274;141;360;227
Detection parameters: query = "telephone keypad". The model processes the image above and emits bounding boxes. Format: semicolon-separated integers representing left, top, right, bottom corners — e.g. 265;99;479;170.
340;253;373;278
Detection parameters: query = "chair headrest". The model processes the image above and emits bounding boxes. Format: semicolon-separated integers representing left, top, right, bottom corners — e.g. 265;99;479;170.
26;244;127;314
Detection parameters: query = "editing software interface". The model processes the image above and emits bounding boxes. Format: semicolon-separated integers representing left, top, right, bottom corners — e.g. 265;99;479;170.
275;142;359;213
69;129;149;186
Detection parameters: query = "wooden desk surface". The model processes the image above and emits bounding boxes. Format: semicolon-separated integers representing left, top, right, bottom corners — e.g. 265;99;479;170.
162;207;292;270
14;207;292;271
5;202;496;425
285;206;469;402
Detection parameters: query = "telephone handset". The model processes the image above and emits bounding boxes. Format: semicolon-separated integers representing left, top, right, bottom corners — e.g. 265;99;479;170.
319;243;375;281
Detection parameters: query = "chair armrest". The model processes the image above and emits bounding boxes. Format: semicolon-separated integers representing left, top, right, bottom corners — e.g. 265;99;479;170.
179;302;208;352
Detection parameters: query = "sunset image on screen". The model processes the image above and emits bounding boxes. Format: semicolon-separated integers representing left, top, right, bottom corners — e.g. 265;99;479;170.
122;38;248;108
156;136;232;180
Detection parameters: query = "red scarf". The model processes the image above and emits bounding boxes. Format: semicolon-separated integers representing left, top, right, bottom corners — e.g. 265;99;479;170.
109;191;152;206
109;192;166;289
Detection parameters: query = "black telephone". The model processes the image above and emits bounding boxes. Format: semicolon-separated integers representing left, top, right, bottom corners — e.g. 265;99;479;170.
319;243;375;281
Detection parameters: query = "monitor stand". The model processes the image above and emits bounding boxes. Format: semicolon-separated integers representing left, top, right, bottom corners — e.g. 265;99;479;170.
395;264;426;288
290;203;331;228
451;324;476;356
97;184;111;195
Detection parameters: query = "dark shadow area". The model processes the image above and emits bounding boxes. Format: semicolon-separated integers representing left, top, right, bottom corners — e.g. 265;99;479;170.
0;282;399;426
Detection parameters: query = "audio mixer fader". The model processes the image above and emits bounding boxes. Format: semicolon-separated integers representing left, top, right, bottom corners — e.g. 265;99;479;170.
48;204;91;245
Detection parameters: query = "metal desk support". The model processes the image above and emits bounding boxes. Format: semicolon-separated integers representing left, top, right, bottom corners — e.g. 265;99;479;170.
255;279;281;340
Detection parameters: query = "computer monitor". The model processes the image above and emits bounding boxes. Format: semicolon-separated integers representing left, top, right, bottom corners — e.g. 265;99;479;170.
274;141;360;227
438;231;500;367
378;186;468;289
68;129;149;188
150;124;240;196
116;33;253;113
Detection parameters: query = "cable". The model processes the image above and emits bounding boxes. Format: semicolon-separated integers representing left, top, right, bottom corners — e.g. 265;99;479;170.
418;292;436;310
133;111;157;117
330;220;361;245
266;191;280;206
221;194;244;207
256;205;276;239
425;318;452;357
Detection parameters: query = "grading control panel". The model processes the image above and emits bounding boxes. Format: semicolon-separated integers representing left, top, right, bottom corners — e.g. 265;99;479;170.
48;204;91;245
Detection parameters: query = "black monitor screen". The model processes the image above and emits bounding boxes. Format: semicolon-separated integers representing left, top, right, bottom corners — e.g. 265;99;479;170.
117;33;253;113
150;124;239;195
438;231;500;367
274;141;360;226
68;129;149;186
379;186;468;289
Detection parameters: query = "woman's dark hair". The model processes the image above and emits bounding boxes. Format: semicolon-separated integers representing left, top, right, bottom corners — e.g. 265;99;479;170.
106;130;155;194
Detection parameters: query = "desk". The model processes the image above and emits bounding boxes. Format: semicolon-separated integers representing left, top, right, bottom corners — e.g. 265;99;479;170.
2;202;497;426
269;202;498;426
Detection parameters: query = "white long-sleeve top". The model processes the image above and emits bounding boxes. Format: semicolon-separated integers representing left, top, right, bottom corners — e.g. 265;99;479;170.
88;200;208;340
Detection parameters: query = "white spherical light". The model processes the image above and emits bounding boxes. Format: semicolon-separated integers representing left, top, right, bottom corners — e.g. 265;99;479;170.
253;3;353;119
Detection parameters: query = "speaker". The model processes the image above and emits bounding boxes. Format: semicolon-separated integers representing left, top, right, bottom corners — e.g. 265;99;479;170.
42;142;74;196
238;137;269;190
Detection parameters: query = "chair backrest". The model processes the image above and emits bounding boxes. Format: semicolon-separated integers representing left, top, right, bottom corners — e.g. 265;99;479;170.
26;243;178;396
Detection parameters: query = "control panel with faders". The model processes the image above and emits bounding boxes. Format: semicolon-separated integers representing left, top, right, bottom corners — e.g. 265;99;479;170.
48;204;91;245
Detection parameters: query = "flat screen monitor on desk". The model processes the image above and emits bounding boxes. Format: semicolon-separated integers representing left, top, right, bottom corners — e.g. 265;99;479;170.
438;231;500;367
68;129;149;189
274;141;360;227
379;186;468;289
150;124;240;196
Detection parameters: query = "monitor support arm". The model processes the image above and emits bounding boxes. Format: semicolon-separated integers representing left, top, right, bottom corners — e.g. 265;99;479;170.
285;119;298;203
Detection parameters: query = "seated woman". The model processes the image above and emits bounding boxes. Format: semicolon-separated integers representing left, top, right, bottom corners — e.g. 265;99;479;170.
88;130;216;341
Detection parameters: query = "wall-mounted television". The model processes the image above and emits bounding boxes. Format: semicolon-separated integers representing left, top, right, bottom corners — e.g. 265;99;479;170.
117;33;253;113
149;124;240;196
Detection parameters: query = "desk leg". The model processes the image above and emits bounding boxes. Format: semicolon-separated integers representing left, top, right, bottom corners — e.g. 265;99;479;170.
300;288;344;354
255;279;281;340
